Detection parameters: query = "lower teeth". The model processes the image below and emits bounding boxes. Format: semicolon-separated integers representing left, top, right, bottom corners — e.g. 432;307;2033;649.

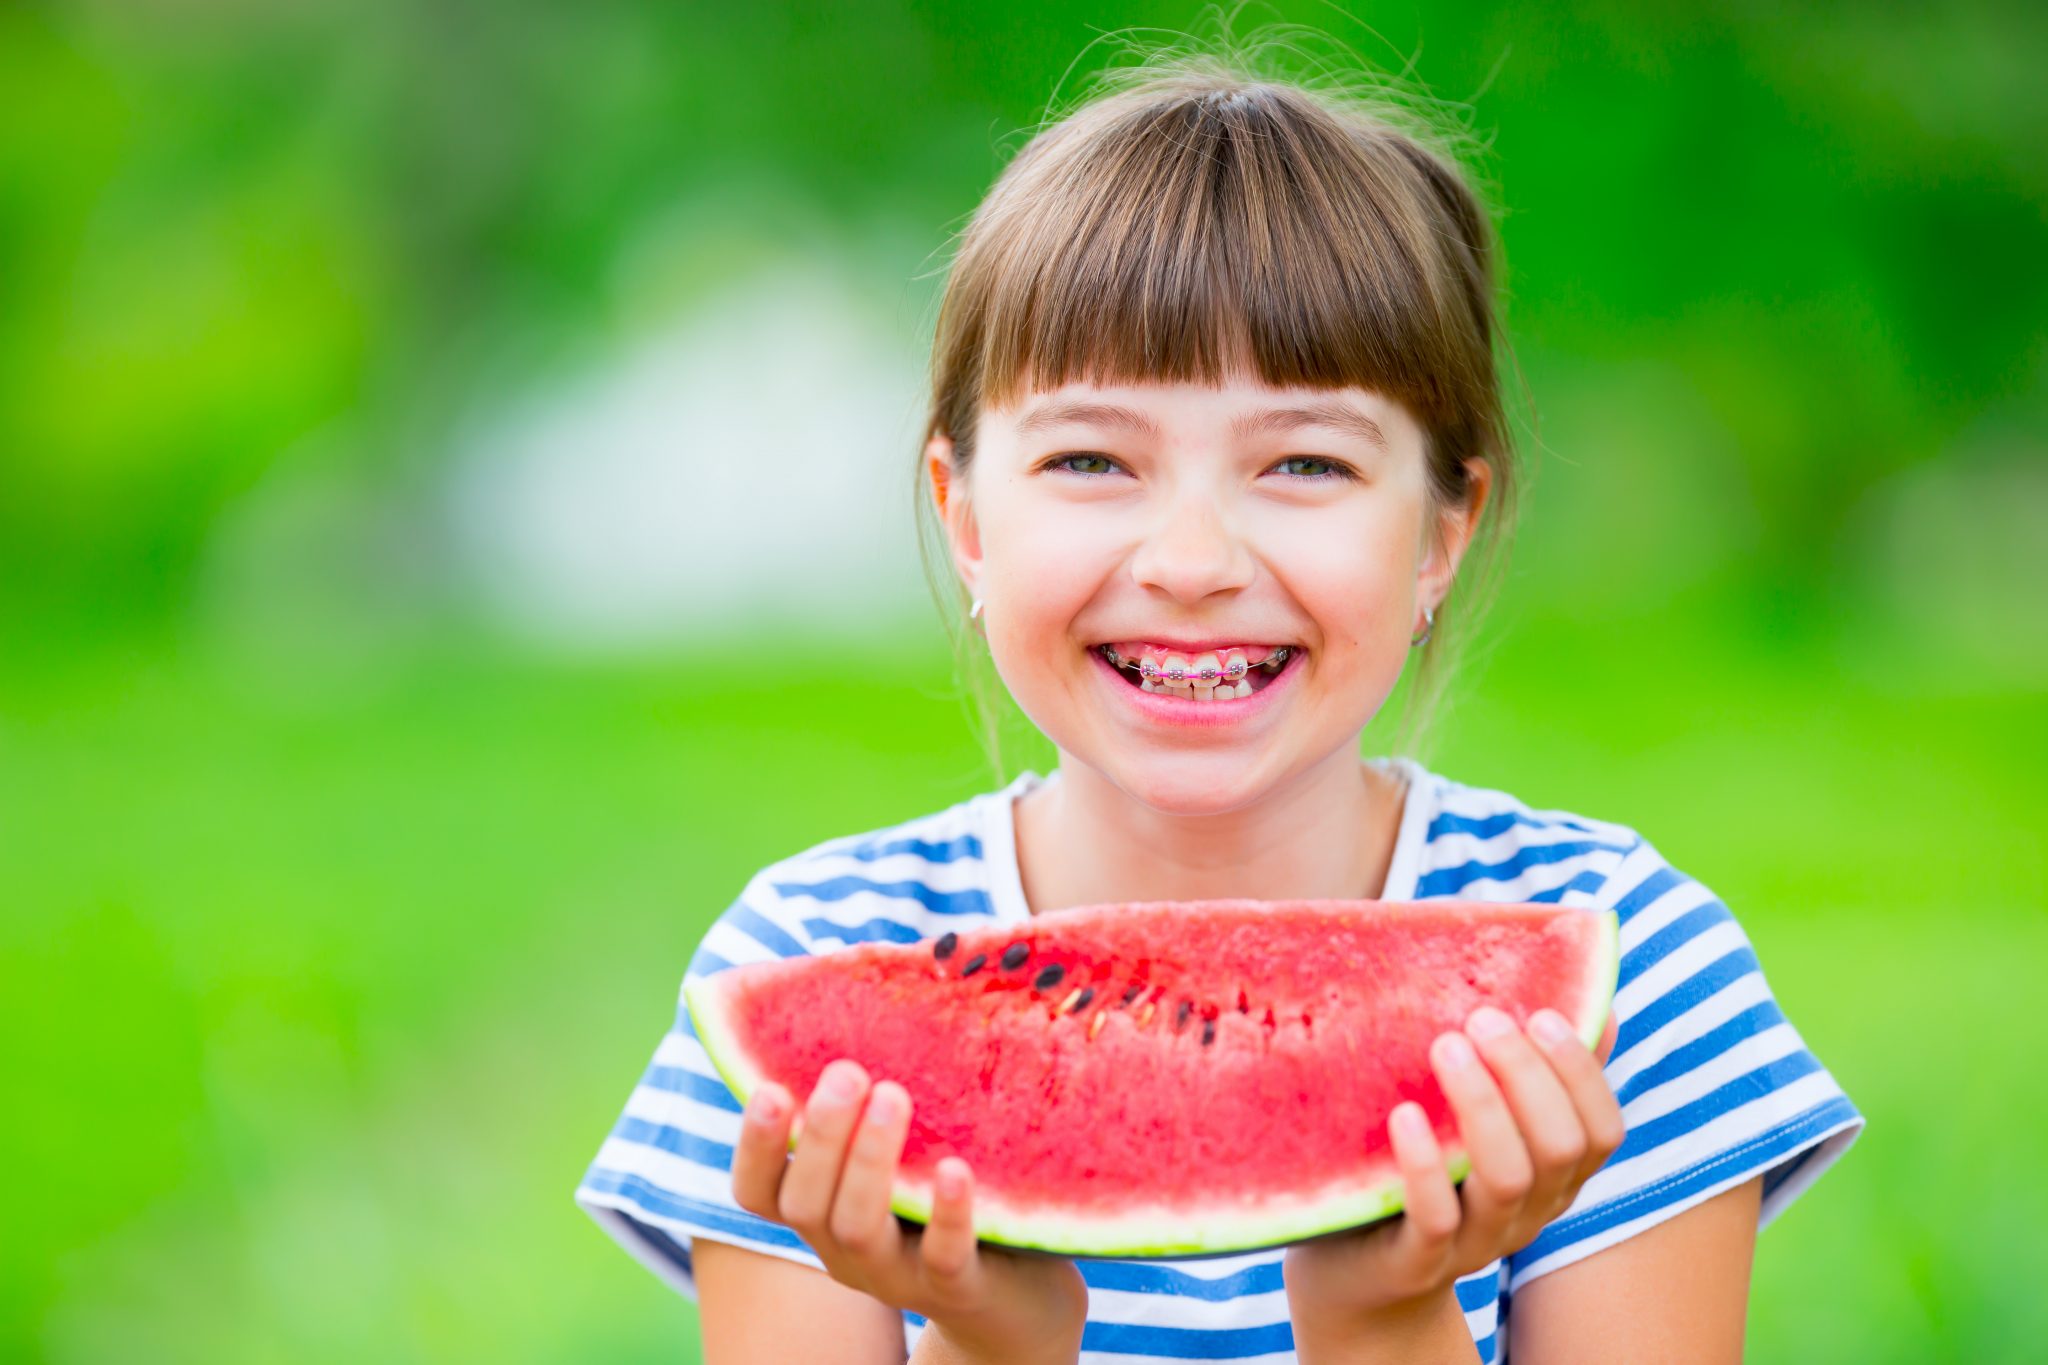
1139;679;1255;699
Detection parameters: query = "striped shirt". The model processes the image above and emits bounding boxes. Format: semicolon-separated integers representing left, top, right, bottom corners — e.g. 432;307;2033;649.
576;756;1864;1362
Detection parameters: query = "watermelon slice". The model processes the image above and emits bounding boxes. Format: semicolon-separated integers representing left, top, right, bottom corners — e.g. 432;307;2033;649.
686;899;1619;1259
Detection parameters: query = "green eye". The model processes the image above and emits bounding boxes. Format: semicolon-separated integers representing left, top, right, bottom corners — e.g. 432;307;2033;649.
1278;457;1336;478
1057;453;1116;475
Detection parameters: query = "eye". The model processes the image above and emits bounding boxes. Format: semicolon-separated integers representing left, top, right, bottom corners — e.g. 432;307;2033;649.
1271;456;1358;482
1045;452;1122;476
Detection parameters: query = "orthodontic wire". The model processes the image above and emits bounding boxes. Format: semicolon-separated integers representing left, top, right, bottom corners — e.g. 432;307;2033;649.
1105;647;1290;685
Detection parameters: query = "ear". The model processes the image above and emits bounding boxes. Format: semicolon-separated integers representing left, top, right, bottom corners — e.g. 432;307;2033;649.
925;431;984;602
1417;457;1493;609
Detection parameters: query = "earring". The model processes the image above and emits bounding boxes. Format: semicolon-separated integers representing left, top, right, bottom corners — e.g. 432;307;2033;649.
1409;605;1434;648
969;598;984;621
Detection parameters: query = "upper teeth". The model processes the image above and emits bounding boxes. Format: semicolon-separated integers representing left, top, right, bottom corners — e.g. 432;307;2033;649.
1102;645;1291;689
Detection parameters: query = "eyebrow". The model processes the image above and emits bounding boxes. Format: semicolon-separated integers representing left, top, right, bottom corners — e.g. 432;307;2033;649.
1012;397;1389;454
1013;400;1163;441
1230;399;1389;454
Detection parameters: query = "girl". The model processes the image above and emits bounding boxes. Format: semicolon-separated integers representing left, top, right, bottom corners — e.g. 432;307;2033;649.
576;54;1863;1364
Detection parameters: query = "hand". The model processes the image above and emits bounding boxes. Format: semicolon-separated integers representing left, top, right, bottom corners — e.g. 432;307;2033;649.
731;1058;1089;1361
1283;1005;1625;1334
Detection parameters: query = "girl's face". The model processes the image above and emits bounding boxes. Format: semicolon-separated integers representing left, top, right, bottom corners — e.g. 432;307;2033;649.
930;375;1488;815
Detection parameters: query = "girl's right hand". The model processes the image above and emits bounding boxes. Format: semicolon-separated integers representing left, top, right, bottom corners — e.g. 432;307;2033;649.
730;1058;1089;1362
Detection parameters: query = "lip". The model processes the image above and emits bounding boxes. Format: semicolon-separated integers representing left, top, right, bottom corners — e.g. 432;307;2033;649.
1099;637;1294;656
1088;643;1303;729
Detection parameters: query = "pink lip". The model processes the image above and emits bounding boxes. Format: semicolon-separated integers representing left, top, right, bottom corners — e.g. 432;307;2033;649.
1102;638;1292;656
1088;644;1302;728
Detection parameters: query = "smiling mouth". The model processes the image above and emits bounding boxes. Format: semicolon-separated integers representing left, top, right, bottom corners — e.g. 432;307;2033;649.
1096;644;1295;699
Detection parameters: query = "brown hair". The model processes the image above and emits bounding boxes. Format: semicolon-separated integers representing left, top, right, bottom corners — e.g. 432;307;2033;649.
915;33;1529;774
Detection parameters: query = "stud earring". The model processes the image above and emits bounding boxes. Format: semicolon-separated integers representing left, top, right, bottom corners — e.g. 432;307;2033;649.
1410;605;1434;648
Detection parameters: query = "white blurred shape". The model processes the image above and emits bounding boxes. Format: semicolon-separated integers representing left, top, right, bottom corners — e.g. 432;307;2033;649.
447;258;931;646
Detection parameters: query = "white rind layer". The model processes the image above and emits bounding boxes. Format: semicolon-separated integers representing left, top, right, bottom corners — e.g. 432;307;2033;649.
683;907;1620;1259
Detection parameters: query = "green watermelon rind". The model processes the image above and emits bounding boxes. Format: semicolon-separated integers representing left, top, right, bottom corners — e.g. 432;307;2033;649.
684;906;1620;1260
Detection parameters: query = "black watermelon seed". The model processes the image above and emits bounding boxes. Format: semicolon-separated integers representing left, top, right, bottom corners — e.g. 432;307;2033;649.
933;932;958;960
1071;987;1095;1012
1120;982;1145;1007
1001;943;1030;971
1201;1018;1217;1046
1174;1000;1194;1032
961;953;987;977
1033;963;1066;991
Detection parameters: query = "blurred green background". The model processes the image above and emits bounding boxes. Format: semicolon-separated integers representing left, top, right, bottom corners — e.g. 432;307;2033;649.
4;1;2044;1360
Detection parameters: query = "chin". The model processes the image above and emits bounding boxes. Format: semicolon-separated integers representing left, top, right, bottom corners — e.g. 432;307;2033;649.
1106;756;1273;818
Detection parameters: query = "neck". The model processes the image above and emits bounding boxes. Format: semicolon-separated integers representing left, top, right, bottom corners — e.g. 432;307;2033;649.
1013;750;1408;913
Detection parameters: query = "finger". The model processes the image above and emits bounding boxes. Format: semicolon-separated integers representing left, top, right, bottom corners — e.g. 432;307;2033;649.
730;1082;795;1219
827;1080;911;1267
919;1157;982;1286
777;1059;870;1247
1464;1007;1587;1215
1431;1030;1531;1252
1594;1008;1619;1064
1529;1008;1628;1182
1388;1101;1461;1269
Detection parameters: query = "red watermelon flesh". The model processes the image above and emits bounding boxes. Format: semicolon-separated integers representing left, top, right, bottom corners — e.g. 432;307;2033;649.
686;898;1619;1259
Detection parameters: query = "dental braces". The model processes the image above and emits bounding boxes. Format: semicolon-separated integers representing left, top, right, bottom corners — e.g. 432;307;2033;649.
1102;646;1293;686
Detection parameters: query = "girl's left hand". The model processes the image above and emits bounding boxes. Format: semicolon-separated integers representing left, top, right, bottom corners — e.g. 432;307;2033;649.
1282;1004;1625;1334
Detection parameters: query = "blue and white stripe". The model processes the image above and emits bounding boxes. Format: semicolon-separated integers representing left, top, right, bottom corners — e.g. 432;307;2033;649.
577;759;1863;1362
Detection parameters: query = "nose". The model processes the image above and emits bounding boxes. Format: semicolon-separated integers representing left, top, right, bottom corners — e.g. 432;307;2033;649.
1128;493;1257;604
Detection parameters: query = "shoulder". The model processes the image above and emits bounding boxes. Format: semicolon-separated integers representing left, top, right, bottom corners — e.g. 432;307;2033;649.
1413;764;1746;985
1410;763;1648;908
575;789;1024;1307
689;783;1013;974
1403;769;1867;1291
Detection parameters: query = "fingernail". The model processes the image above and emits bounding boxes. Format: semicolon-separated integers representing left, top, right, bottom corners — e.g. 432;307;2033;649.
817;1062;863;1103
1392;1103;1430;1142
1466;1006;1513;1040
864;1084;902;1127
937;1159;967;1199
748;1089;784;1123
1435;1032;1477;1070
1530;1009;1574;1045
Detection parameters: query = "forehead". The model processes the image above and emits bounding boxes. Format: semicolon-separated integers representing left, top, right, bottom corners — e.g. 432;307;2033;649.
989;378;1417;454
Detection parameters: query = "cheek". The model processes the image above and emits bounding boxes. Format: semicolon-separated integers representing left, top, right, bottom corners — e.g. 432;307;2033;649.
1261;509;1418;641
975;495;1118;665
979;489;1119;596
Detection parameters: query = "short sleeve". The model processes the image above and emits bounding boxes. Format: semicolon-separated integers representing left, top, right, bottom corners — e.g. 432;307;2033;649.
1505;837;1865;1291
573;880;829;1300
